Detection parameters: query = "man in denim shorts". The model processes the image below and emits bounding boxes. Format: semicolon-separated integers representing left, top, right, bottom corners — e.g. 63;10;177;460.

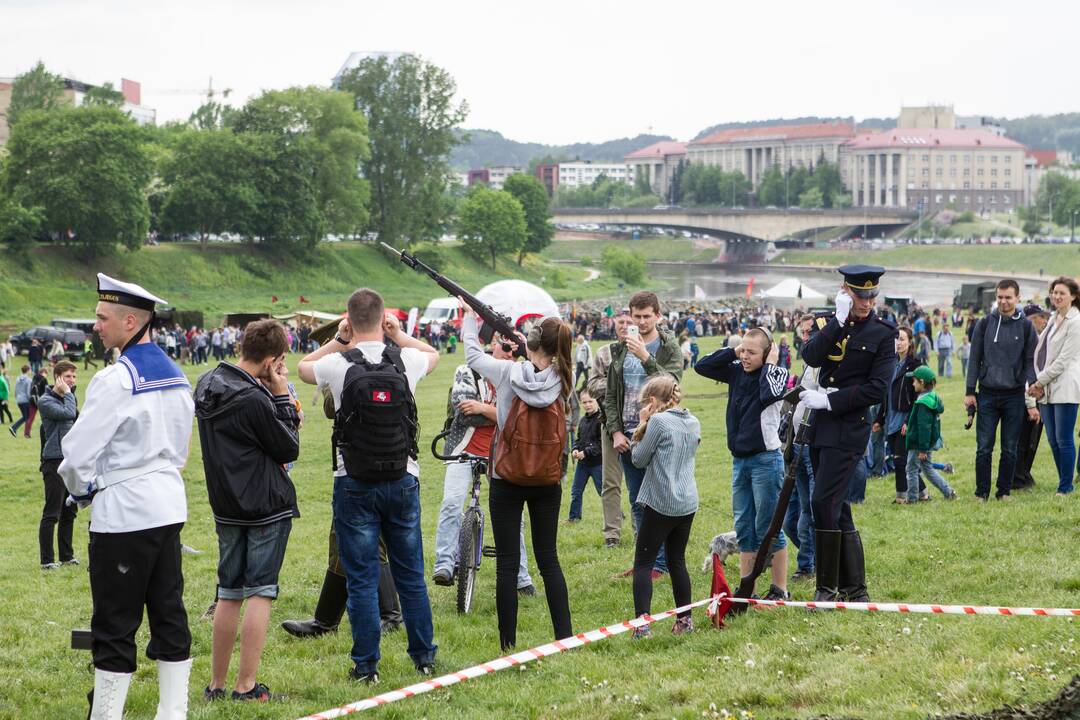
195;319;301;701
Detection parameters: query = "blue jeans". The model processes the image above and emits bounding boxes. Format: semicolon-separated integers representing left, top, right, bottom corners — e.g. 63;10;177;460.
731;450;787;553
905;450;953;501
975;391;1025;498
620;453;668;573
937;352;953;378
782;445;815;573
332;473;436;673
568;461;602;520
870;426;886;476
1042;402;1078;494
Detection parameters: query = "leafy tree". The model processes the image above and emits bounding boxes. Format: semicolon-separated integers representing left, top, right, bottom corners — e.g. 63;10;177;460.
2;105;151;257
1035;171;1080;226
757;166;785;207
338;55;468;246
245;133;325;253
798;186;824;209
83;82;124;107
5;61;65;128
160;129;261;245
634;168;652;195
813;159;844;207
457;187;526;270
668;159;687;205
233;86;371;241
601;245;646;284
0;196;43;254
502;173;554;264
187;100;238;130
785;165;810;206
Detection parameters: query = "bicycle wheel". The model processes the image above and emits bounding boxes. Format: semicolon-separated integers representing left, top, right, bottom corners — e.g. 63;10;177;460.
457;509;481;614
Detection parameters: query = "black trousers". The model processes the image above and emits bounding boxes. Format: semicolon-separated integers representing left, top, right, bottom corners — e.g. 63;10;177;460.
887;432;925;496
39;458;77;564
810;447;859;532
0;400;11;423
633;506;694;619
1013;415;1042;490
489;477;572;650
89;523;191;673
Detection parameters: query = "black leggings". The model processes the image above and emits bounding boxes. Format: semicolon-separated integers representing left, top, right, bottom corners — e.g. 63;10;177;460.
0;401;11;424
888;431;925;495
633;506;694;619
489;478;572;651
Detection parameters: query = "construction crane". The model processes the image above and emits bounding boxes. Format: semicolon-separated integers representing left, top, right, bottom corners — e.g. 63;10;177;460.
144;77;233;103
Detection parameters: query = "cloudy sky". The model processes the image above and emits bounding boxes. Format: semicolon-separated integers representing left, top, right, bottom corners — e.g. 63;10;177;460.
2;0;1072;145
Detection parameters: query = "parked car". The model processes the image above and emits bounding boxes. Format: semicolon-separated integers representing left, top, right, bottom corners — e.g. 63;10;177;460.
9;326;87;358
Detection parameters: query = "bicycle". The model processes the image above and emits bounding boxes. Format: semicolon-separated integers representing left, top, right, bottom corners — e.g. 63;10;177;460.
431;429;496;614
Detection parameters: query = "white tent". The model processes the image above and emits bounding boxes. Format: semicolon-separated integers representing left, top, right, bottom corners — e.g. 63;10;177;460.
759;278;826;301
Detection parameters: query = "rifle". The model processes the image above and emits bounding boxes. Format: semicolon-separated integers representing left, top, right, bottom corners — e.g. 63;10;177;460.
381;243;527;358
730;385;811;612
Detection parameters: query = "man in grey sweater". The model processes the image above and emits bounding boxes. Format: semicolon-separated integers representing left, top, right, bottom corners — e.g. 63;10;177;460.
964;279;1039;500
38;360;80;568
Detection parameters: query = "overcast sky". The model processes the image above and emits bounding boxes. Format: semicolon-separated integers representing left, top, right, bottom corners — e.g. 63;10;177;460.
3;0;1073;145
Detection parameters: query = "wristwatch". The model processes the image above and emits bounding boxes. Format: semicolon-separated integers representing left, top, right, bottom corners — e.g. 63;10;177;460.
334;335;349;345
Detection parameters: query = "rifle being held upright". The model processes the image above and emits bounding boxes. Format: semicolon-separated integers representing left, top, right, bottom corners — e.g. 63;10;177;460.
381;243;527;358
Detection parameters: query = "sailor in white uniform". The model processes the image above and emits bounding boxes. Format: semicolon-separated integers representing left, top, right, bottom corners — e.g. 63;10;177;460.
60;273;195;720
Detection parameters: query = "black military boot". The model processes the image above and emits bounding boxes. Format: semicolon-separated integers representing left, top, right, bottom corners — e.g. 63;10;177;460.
838;530;870;602
813;529;842;603
281;570;347;638
379;559;403;634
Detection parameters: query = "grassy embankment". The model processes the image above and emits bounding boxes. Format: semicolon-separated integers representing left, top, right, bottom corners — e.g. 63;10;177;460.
542;234;723;264
780;244;1080;279
0;241;628;330
2;333;1078;719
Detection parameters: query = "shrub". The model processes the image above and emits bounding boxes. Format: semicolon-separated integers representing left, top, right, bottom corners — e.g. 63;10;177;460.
411;241;448;271
601;245;646;285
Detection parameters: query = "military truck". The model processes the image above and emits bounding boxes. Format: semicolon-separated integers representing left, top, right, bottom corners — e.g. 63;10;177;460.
953;281;997;314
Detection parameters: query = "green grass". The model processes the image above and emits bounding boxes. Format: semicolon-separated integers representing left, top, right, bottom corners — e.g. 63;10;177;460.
542;236;723;264
781;244;1080;278
3;334;1079;719
0;242;627;331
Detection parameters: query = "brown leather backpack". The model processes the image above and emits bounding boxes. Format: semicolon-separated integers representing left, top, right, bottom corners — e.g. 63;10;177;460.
493;396;567;486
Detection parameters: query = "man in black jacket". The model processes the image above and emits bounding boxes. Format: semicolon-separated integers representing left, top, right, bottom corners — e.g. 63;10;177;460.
195;320;300;702
964;280;1038;501
37;360;79;569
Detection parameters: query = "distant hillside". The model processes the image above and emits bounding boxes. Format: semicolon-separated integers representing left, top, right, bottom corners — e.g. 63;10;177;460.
692;116;892;141
996;114;1080;155
450;129;672;170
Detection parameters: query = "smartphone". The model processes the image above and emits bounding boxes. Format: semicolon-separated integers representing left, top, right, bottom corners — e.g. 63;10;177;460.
627;325;639;339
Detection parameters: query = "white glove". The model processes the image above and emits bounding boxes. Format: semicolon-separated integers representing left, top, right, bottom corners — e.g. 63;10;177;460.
801;389;831;411
834;290;853;324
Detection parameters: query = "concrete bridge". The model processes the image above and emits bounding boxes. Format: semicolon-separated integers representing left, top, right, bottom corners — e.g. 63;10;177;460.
552;207;918;242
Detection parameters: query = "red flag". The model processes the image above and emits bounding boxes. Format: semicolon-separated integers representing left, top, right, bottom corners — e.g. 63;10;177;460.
271;295;279;303
299;295;310;304
745;277;755;299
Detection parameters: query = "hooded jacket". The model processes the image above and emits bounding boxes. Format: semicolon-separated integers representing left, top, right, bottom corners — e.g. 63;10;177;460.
905;390;943;452
966;308;1037;396
1034;305;1080;404
694;347;788;457
37;387;77;461
194;362;300;526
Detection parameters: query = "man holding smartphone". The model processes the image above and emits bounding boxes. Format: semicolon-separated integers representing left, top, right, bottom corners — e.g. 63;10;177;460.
195;319;301;701
604;292;683;571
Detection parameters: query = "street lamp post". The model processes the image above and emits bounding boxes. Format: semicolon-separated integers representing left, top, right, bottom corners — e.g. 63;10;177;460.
1072;209;1078;244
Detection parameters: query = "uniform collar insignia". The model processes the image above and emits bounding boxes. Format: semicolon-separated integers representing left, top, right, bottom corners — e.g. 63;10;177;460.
118;343;189;395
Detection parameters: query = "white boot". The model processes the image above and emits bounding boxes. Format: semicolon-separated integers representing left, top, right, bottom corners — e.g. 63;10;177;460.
154;658;192;720
89;669;132;720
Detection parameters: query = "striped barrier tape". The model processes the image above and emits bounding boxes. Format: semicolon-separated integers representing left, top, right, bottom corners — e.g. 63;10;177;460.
713;594;1080;617
297;596;716;719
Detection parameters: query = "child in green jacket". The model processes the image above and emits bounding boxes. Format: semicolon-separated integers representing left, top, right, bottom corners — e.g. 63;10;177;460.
903;366;956;503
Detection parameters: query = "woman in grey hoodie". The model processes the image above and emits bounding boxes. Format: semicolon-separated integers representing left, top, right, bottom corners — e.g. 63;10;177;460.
463;307;574;651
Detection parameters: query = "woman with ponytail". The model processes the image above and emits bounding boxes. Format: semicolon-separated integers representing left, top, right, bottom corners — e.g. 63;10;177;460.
628;374;701;638
462;305;574;651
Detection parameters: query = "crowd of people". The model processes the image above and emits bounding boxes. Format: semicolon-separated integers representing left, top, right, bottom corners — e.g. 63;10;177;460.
7;265;1077;718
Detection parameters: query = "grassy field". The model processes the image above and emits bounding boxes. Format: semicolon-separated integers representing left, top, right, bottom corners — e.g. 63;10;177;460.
0;242;627;330
543;235;723;264
781;244;1080;279
2;331;1079;720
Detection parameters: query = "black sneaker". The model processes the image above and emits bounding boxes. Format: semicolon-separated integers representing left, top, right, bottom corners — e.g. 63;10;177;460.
380;618;402;635
8;427;15;437
417;663;436;676
790;569;815;583
349;667;380;684
61;558;80;566
604;538;619;549
203;686;226;702
763;584;790;601
232;682;272;701
517;584;537;597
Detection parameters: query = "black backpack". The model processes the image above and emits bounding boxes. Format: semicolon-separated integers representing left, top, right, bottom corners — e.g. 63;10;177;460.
332;347;419;481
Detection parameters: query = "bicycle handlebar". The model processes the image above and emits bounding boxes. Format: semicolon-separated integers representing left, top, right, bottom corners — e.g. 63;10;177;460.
430;428;485;464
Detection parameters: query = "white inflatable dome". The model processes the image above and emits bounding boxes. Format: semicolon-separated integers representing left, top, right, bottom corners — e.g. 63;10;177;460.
475;280;560;331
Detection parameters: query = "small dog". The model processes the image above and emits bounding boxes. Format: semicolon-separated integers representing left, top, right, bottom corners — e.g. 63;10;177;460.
701;531;774;573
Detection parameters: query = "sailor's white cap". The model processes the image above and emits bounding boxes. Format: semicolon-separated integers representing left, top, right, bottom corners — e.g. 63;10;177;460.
96;273;168;311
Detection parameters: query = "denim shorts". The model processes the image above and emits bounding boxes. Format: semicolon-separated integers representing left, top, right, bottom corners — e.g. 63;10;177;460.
731;449;786;553
216;519;292;600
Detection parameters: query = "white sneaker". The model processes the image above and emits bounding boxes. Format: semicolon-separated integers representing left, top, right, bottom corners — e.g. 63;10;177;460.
154;658;192;719
90;669;132;720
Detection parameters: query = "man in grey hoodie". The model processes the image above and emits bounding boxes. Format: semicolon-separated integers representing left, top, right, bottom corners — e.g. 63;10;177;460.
964;279;1039;500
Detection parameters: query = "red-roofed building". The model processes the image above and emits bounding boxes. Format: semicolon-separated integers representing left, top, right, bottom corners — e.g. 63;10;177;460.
687;121;855;189
841;128;1026;212
624;140;686;201
1027;150;1060;168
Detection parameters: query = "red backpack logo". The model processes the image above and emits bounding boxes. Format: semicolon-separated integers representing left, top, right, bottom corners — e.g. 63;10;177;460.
372;390;392;403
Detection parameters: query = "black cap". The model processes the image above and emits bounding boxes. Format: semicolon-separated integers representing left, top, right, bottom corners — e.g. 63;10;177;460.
1023;304;1049;318
838;264;885;299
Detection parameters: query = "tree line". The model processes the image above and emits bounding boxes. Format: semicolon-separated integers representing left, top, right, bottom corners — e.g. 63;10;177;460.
0;58;550;268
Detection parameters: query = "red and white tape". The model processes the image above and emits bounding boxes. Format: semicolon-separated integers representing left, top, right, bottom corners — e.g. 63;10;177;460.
714;594;1080;617
296;596;715;719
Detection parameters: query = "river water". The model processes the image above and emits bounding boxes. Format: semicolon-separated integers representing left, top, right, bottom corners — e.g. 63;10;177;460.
648;263;1046;308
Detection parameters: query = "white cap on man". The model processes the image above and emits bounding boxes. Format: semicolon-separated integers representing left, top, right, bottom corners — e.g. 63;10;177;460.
96;273;168;310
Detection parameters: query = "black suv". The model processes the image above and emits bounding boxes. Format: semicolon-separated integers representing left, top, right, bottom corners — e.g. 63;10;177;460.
10;326;88;359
